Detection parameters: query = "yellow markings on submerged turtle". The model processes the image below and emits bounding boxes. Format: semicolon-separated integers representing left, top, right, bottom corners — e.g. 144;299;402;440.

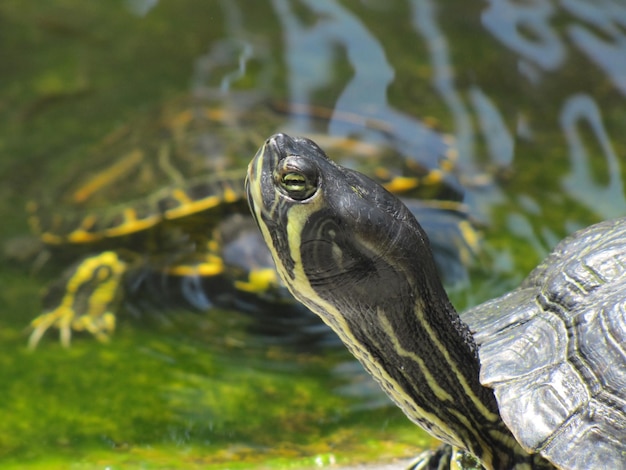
158;142;185;185
221;183;239;203
104;208;160;238
440;159;455;173
28;251;127;349
80;214;97;231
64;231;98;244
73;311;116;342
163;192;222;219
72;149;144;204
67;252;125;296
383;176;420;193
235;268;279;293
53;214;101;244
76;256;124;334
306;133;385;158
163;180;243;220
166;254;224;277
459;220;481;261
423;168;444;185
67;229;102;244
40;231;66;245
172;188;194;205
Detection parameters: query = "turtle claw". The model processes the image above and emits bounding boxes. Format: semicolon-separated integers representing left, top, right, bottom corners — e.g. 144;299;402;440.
28;310;71;350
27;307;116;350
60;322;72;349
27;315;54;350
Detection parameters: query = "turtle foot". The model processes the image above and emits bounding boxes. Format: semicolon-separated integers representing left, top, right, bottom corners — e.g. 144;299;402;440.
407;444;484;470
28;251;126;349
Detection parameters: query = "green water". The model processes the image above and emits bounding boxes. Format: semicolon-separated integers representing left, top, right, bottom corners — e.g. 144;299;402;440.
1;1;625;469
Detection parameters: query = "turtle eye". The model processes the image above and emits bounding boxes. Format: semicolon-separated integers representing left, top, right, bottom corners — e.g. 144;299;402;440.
281;172;308;192
275;156;318;200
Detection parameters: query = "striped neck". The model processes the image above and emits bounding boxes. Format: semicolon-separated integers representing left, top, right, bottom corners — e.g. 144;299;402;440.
294;245;533;468
245;133;553;469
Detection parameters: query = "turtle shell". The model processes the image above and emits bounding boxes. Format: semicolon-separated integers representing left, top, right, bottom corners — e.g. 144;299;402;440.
25;92;477;347
464;217;626;469
29;94;464;250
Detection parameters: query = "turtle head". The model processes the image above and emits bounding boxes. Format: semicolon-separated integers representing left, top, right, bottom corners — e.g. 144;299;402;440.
245;132;443;331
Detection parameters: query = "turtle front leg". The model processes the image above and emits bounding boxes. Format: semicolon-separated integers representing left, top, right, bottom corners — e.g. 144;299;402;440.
28;251;127;349
408;444;484;470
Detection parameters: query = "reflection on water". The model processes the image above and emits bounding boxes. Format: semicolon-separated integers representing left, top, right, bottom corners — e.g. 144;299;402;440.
483;0;566;71
413;0;480;165
275;0;394;118
564;0;626;95
0;0;625;468
561;93;625;219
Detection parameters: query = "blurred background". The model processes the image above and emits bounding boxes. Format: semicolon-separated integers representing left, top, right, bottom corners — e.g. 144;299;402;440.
0;1;624;468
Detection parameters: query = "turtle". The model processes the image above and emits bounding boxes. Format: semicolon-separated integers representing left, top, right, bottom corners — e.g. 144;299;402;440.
24;93;480;348
246;133;626;469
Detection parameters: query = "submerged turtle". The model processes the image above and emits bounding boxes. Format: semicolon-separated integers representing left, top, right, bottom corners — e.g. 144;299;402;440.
25;94;479;348
246;133;626;469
